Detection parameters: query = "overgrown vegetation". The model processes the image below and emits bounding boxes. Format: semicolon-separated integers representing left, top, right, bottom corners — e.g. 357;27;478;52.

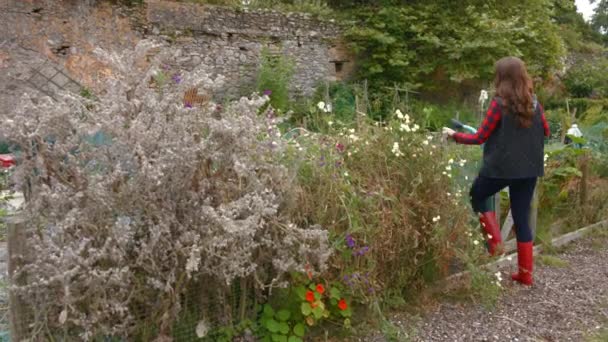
3;0;608;340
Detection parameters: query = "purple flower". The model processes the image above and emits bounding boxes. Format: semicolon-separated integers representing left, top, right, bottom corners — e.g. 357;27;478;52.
172;74;182;84
343;274;349;281
185;102;193;108
263;89;272;96
353;246;369;256
345;234;355;248
319;155;326;167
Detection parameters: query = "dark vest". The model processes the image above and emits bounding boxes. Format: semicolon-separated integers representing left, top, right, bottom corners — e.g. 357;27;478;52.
479;96;545;179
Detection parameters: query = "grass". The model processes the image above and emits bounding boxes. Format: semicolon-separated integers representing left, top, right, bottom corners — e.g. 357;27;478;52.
586;322;608;342
538;254;570;268
588;225;608;251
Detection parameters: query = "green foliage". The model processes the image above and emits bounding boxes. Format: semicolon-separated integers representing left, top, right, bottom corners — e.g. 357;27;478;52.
538;254;570;267
345;0;566;88
256;48;295;112
255;279;351;341
563;57;608;98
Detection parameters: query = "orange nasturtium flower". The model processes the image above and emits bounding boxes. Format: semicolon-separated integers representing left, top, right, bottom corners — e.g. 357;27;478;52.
305;290;315;303
316;284;325;295
337;298;348;311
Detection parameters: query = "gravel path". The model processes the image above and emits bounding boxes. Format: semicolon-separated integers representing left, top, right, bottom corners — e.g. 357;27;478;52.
365;232;608;342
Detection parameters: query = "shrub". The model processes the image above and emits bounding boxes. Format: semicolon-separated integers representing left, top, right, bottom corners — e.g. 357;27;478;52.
256;48;294;112
563;57;608;98
283;109;475;300
1;40;330;340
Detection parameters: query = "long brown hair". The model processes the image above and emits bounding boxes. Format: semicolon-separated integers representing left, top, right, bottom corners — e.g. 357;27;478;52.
494;57;534;128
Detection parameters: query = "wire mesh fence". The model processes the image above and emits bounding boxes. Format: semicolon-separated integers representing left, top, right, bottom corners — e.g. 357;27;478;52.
5;216;261;341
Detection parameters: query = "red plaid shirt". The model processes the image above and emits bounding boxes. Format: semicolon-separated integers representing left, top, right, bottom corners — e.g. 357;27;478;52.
453;99;550;145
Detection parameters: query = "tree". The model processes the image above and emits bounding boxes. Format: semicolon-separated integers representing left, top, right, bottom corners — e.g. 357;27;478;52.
591;0;608;40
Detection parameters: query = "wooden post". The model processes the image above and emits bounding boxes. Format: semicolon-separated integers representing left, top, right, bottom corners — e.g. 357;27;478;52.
7;212;31;341
580;154;589;206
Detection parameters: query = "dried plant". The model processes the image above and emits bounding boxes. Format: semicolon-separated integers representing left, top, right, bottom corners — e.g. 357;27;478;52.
1;40;330;340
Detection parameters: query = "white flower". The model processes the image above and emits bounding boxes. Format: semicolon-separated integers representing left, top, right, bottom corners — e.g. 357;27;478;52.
412;153;417;158
396;109;404;119
427;135;433;140
392;142;403;157
412;124;420;132
459;159;466;167
317;101;326;111
400;123;411;132
432;215;441;222
448;158;454;164
423;140;429;146
479;89;489;105
544;154;549;161
473;240;480;245
445;165;452;171
328;121;334;126
325;103;332;113
343;171;349;177
196;319;210;338
465;176;469;180
349;128;355;134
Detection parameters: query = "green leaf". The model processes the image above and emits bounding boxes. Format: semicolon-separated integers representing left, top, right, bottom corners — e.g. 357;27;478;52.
308;283;316;290
266;319;280;333
301;302;312;316
330;287;341;300
263;304;275;318
271;334;287;342
293;323;305;337
339;307;352;318
294;286;306;301
312;306;323;319
288;336;303;342
276;309;291;322
278;322;290;335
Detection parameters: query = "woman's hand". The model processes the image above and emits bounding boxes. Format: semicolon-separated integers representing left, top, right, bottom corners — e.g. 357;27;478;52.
442;127;456;140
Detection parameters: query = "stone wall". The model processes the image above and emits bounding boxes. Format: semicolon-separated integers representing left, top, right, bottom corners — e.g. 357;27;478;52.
0;0;353;112
146;0;354;98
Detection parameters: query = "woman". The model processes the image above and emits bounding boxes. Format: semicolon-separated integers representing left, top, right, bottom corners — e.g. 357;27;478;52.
442;57;550;286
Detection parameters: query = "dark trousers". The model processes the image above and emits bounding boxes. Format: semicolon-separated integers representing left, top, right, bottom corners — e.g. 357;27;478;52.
470;176;537;243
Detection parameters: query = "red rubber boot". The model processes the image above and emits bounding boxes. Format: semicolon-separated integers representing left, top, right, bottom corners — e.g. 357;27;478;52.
511;241;534;286
479;212;503;256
